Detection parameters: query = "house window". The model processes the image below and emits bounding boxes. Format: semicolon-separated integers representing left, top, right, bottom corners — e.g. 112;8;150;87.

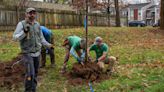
131;10;134;17
138;10;141;15
139;12;141;15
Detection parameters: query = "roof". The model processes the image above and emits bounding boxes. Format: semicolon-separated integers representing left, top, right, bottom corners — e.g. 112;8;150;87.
127;3;151;8
147;5;158;9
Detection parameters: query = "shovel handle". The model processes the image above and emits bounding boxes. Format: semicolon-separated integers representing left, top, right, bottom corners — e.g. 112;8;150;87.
26;32;30;39
11;60;21;69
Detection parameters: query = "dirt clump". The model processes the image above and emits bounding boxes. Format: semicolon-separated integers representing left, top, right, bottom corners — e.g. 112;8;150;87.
65;62;110;85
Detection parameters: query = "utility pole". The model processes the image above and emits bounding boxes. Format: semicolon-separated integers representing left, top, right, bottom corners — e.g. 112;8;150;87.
85;0;88;62
127;11;128;26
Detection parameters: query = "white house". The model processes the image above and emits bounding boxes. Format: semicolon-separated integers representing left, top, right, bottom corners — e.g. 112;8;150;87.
122;2;160;25
146;5;160;25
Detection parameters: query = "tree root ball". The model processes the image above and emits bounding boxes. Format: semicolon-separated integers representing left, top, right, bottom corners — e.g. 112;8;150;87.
66;62;110;85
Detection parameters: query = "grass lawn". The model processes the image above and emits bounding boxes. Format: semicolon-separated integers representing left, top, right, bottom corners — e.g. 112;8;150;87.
0;27;164;92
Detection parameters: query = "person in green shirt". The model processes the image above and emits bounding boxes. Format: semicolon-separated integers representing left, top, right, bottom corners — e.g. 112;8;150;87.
87;37;116;75
60;35;86;73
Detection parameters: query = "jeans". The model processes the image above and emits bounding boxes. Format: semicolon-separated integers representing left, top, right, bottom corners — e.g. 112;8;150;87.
41;47;55;66
22;54;40;92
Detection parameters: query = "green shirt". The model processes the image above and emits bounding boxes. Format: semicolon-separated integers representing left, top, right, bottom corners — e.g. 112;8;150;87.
68;36;81;50
89;43;109;59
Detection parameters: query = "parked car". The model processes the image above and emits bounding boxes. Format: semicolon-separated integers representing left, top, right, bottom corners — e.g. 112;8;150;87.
128;21;146;27
153;20;160;27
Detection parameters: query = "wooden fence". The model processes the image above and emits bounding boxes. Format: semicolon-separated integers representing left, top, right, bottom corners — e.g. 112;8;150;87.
0;7;127;31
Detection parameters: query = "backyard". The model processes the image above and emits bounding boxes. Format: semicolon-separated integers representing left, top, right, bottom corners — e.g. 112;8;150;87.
0;27;164;92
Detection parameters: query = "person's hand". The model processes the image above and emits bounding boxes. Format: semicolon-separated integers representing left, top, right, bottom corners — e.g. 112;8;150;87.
80;62;84;66
77;57;81;63
49;44;54;49
80;57;85;62
97;61;104;69
77;57;84;65
88;56;92;62
94;59;98;62
24;24;30;33
80;57;85;66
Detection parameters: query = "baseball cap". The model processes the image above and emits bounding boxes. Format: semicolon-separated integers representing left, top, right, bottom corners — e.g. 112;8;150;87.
80;38;86;49
94;37;102;45
26;7;36;13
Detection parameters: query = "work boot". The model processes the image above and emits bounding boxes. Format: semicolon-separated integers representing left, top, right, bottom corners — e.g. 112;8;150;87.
106;56;116;76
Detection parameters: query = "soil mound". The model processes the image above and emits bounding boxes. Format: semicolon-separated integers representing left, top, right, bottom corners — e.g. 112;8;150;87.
0;54;25;89
65;62;110;85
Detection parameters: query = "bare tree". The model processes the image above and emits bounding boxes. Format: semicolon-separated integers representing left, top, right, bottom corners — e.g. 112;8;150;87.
114;0;120;27
160;0;164;30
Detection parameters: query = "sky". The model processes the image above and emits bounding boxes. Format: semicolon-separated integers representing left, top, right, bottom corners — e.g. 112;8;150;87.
127;0;159;4
126;0;146;3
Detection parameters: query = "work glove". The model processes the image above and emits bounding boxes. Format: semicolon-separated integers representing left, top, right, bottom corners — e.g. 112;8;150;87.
80;57;85;62
77;57;82;63
46;48;49;54
88;56;92;62
77;58;84;66
24;24;30;33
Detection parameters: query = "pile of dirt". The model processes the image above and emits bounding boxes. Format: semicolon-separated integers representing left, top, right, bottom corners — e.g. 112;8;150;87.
65;62;110;86
0;54;25;89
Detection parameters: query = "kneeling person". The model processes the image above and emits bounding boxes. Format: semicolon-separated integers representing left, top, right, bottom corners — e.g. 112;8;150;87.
87;37;116;75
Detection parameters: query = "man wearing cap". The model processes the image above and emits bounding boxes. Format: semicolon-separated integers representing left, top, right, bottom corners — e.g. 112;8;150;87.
40;26;55;68
13;8;53;92
60;35;86;73
87;37;116;75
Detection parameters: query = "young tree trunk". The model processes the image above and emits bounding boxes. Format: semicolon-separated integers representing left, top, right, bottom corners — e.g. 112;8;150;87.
114;0;121;27
160;0;164;30
107;0;111;27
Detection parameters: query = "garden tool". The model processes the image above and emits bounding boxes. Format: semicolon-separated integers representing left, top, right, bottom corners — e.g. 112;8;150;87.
26;25;30;39
11;59;22;69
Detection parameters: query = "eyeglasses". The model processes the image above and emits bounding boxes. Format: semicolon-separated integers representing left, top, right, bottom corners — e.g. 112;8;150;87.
96;40;102;43
28;11;36;15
